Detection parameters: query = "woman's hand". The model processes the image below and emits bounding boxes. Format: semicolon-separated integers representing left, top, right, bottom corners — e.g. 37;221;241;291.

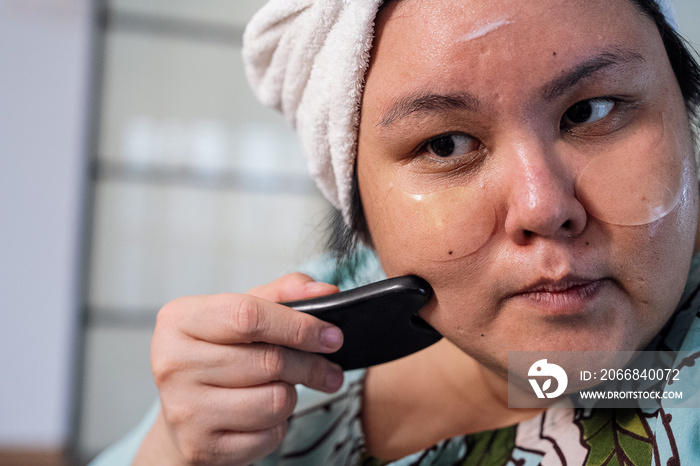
134;273;344;465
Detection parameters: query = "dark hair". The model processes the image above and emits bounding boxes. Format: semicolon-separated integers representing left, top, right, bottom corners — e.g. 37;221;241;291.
326;0;700;274
629;0;700;120
325;170;371;282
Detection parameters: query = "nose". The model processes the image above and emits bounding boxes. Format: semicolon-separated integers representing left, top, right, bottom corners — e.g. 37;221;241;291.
502;140;587;245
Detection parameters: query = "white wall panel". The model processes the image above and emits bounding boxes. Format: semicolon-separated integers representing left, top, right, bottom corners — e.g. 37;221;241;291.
0;0;92;448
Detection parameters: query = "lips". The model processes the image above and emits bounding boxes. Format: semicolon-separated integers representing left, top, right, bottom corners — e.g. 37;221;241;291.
507;276;610;316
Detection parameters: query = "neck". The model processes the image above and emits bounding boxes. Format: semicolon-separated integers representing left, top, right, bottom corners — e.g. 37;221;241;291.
362;339;544;461
427;339;547;430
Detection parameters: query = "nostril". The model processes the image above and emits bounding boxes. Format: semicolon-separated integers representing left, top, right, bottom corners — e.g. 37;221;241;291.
506;192;588;242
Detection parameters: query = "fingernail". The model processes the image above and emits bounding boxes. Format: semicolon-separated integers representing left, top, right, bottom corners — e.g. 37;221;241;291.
305;281;334;293
326;365;344;391
321;326;343;349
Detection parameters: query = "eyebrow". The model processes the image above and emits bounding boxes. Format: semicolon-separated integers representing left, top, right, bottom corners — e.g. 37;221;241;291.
376;47;646;128
541;47;646;101
377;92;480;127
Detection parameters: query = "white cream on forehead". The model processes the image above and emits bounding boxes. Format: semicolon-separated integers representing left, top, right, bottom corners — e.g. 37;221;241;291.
459;17;513;42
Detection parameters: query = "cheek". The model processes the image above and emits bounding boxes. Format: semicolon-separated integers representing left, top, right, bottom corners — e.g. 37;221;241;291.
590;144;698;338
607;201;696;336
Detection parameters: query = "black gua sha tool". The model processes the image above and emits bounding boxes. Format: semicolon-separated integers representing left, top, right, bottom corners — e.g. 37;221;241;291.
281;275;442;370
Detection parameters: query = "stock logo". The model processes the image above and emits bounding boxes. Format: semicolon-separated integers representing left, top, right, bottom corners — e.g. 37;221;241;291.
528;359;568;399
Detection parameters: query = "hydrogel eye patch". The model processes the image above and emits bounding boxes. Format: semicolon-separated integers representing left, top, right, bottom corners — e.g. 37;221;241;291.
575;115;683;226
378;182;496;262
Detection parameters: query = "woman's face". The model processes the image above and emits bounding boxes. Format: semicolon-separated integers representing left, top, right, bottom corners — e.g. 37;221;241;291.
357;0;699;374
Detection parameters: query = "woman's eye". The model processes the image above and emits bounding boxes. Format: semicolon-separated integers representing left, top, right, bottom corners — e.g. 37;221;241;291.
562;98;615;126
422;133;479;158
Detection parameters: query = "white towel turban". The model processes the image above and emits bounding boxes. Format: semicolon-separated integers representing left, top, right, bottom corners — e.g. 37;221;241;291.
242;0;678;227
242;0;383;226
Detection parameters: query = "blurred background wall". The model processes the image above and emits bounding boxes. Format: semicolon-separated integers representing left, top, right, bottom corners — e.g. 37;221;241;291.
1;0;329;464
74;0;330;462
2;0;700;465
1;0;93;464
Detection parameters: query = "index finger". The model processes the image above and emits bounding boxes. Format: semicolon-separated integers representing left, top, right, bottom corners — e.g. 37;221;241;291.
247;273;340;302
163;293;343;353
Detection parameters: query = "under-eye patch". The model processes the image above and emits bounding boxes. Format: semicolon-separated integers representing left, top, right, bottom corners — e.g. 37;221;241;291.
575;113;683;226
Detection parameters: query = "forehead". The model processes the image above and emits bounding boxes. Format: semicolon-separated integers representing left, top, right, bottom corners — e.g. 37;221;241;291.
364;0;661;116
374;0;650;54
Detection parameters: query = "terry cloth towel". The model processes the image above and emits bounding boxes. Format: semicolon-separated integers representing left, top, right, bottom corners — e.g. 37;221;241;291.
242;0;383;225
242;0;678;226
